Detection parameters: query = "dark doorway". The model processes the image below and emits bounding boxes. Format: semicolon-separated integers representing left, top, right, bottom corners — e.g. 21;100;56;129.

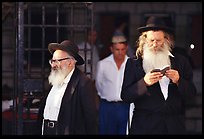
98;12;129;60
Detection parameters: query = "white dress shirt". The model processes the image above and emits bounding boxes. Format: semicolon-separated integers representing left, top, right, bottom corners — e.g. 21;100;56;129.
95;54;128;102
158;52;174;100
159;76;170;100
43;67;75;121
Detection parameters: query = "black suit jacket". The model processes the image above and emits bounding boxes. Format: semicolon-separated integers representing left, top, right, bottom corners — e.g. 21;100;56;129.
121;53;196;134
37;67;99;135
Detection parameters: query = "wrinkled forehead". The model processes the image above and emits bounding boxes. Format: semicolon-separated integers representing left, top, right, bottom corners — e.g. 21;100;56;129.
146;30;165;40
53;50;69;58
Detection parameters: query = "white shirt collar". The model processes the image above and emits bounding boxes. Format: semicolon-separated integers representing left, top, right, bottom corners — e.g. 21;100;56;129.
169;51;174;57
108;54;129;63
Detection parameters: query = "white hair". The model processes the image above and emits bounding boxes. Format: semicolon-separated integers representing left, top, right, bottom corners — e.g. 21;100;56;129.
48;63;69;86
142;41;171;73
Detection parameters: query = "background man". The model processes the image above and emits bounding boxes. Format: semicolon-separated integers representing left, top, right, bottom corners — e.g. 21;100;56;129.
95;34;130;135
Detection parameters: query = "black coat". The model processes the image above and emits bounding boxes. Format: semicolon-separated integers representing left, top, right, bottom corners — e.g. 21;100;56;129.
121;53;196;134
36;67;99;135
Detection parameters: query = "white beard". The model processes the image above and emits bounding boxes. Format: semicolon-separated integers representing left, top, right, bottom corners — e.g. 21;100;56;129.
48;66;69;86
142;42;171;73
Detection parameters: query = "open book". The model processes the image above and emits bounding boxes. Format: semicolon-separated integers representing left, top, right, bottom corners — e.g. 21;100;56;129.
151;65;170;75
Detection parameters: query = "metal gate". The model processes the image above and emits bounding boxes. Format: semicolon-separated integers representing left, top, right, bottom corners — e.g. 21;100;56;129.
2;2;94;135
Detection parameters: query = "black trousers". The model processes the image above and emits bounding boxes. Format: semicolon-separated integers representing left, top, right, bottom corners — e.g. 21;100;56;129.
43;119;58;135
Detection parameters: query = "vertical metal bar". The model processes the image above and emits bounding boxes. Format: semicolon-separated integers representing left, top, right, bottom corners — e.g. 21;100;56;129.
70;3;74;39
16;2;24;135
27;3;31;78
12;2;18;135
85;2;94;78
56;3;59;42
90;2;94;79
42;3;46;85
84;4;87;74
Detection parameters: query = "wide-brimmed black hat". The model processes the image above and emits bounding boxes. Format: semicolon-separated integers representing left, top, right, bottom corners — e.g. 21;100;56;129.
48;40;84;65
137;16;174;34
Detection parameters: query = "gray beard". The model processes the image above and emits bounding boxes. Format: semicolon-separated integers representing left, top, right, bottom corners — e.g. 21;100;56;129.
142;43;171;73
48;67;68;86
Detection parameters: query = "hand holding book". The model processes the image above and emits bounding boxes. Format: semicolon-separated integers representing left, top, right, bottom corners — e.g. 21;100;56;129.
151;65;170;75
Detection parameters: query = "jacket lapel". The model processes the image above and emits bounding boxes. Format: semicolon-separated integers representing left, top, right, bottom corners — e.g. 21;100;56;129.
57;68;81;133
170;56;176;69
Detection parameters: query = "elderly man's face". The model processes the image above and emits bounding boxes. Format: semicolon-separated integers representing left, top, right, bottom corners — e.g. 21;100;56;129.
146;30;165;53
50;50;70;70
142;30;171;73
48;50;71;86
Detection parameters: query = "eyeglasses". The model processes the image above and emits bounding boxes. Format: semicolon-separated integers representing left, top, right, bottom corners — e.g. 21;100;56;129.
147;38;163;45
49;57;72;65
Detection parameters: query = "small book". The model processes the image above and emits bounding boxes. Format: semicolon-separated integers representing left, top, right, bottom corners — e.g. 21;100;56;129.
151;65;170;75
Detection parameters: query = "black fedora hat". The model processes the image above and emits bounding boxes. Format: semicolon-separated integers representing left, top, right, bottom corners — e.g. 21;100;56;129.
48;40;84;65
137;16;174;34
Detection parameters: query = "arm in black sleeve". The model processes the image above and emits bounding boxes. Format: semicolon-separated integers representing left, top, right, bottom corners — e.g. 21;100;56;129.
176;54;197;97
121;58;148;103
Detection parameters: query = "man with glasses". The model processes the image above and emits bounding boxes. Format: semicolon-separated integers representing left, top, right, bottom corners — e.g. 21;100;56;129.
36;40;98;135
121;16;196;134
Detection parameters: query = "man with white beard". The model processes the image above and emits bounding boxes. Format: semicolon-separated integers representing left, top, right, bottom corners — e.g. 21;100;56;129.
36;40;98;135
121;16;196;134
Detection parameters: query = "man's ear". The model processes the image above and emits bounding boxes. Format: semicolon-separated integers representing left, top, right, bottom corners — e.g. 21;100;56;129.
68;59;74;67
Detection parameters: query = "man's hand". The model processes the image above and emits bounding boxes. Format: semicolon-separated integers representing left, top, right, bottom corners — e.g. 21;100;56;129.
165;69;180;85
144;71;163;86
